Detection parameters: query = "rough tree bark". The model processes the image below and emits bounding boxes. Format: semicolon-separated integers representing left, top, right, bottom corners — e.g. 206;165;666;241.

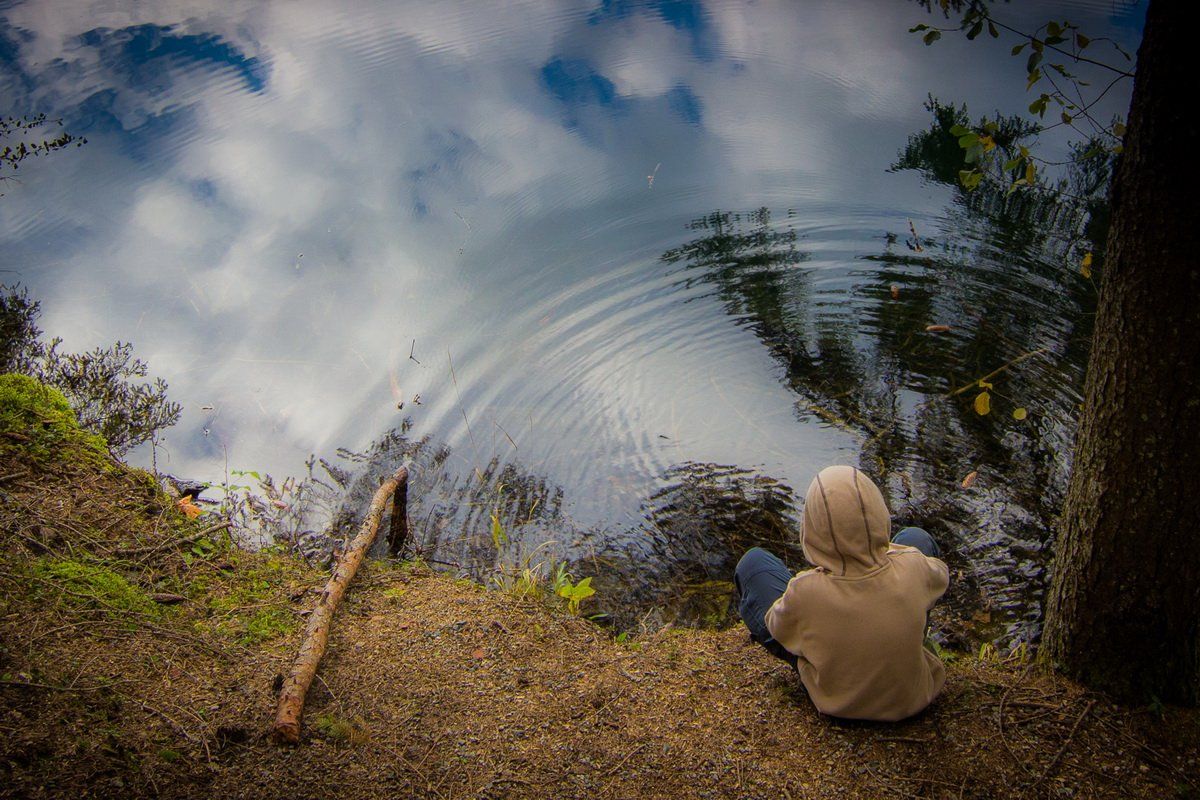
272;466;409;744
1041;0;1200;704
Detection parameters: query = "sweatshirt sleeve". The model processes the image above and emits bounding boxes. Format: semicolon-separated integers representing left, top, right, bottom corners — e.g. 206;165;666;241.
764;571;812;656
926;556;950;606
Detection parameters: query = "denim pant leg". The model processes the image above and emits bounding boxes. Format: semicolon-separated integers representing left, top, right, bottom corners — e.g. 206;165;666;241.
892;526;940;558
734;547;798;667
892;527;941;638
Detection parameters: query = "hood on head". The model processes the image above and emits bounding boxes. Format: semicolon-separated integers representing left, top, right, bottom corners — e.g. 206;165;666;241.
801;465;891;576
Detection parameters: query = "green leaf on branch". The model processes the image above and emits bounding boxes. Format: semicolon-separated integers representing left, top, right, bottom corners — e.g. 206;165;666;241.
1012;43;1027;55
923;30;942;45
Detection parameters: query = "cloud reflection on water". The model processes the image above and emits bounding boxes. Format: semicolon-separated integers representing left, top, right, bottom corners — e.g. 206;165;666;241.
0;1;1141;558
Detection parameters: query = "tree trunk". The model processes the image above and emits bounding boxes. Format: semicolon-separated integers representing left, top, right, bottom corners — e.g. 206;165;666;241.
1041;0;1200;704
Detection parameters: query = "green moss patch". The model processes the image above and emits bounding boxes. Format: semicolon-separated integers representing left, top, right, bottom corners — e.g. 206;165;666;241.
0;373;108;461
33;557;158;617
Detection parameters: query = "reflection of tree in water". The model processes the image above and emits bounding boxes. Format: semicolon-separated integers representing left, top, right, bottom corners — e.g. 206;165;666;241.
663;208;891;438
585;461;798;629
660;105;1111;642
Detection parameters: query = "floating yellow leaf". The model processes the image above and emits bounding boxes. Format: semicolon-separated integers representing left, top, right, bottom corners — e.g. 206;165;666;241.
925;324;951;333
1013;407;1028;421
961;471;978;489
1081;251;1093;279
974;391;991;415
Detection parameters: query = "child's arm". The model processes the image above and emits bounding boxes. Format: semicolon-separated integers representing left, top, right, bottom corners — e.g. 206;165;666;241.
764;571;816;657
925;555;950;604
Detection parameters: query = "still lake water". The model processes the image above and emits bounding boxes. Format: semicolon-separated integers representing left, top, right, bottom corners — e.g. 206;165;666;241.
1;0;1143;640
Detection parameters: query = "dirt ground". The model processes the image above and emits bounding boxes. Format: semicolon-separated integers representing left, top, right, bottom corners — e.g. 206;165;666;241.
2;451;1198;799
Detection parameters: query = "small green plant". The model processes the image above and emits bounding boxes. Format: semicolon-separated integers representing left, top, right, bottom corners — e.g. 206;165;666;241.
489;481;511;550
550;561;571;595
491;566;544;601
382;586;407;603
547;561;598;615
615;632;644;651
216;457;348;561
928;639;958;664
314;713;369;745
238;609;295;646
490;513;507;549
1007;641;1031;664
555;576;595;616
181;537;218;566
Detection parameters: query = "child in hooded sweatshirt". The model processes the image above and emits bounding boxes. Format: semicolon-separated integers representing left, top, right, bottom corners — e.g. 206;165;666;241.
734;465;949;722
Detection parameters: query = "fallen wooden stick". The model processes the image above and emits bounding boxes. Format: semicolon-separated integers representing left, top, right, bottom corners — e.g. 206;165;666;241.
272;466;408;744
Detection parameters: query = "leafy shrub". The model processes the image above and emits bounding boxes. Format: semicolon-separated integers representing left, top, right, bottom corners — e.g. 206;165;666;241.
0;284;180;455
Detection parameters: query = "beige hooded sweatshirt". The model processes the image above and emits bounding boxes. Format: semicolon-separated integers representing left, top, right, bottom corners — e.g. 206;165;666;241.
765;465;950;721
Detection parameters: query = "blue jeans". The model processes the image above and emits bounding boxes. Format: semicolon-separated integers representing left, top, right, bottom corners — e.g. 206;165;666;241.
734;527;939;666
